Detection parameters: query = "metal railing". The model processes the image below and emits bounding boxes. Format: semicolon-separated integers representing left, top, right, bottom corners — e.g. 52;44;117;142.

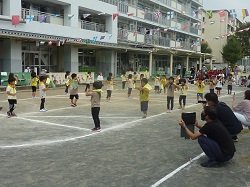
80;20;106;32
0;2;2;15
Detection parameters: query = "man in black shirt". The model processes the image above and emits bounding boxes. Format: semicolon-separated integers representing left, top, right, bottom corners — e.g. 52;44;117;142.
204;93;243;141
179;106;235;167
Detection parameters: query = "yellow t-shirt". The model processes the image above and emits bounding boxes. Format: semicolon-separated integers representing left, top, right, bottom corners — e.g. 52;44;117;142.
140;88;149;102
179;85;188;96
6;84;17;100
195;82;205;93
161;78;167;86
31;77;39;87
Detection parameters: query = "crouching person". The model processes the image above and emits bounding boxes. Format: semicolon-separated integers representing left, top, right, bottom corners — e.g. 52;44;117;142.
178;106;235;168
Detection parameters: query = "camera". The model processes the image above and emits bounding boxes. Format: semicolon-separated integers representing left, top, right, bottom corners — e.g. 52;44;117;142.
198;100;207;104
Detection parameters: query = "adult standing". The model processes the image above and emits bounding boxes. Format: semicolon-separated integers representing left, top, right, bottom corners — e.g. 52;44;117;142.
190;66;195;77
182;66;186;78
233;65;240;85
97;72;104;84
177;64;181;75
204;93;243;142
226;66;232;78
232;90;250;128
179;106;235;167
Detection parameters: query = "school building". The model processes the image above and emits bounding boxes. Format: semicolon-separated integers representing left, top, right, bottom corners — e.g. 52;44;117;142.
0;0;212;77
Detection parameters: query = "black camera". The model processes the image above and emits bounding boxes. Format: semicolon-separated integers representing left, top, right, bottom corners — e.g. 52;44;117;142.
198;100;207;104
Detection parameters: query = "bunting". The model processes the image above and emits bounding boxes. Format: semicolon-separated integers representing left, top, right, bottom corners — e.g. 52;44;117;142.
12;15;20;26
167;12;174;20
92;36;98;42
56;40;61;46
48;41;52;46
218;10;226;17
182;24;189;31
40;14;47;23
100;36;105;40
127;13;134;16
206;11;213;19
52;14;60;18
108;35;112;40
193;10;199;17
229;10;237;18
154;11;162;19
26;15;34;22
242;9;249;20
113;13;119;20
133;31;137;37
83;14;91;19
68;15;74;20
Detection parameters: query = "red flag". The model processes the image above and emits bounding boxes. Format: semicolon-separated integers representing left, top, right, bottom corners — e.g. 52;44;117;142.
12;15;20;25
127;13;134;16
113;13;119;20
182;24;189;30
218;10;226;17
133;31;137;37
48;41;52;46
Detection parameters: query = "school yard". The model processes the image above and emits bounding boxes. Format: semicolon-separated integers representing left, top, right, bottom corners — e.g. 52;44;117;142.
0;82;249;187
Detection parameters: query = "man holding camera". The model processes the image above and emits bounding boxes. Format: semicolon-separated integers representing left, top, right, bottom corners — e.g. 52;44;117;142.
203;93;243;142
179;106;235;167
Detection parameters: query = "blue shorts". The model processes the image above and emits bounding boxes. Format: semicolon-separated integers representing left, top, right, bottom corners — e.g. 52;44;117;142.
140;101;148;112
228;85;232;90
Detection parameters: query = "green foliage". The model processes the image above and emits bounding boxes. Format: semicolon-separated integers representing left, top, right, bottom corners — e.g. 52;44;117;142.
221;36;244;66
235;22;250;56
201;42;213;54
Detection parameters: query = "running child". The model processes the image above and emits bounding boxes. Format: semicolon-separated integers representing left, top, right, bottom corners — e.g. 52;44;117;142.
154;74;160;94
178;79;188;110
85;72;92;92
64;71;71;94
39;76;49;112
127;74;133;98
165;77;179;113
121;72;127;90
6;77;17;117
227;74;234;95
160;75;167;94
135;78;152;118
195;78;205;103
86;81;103;131
31;72;39;98
106;76;113;102
69;73;80;107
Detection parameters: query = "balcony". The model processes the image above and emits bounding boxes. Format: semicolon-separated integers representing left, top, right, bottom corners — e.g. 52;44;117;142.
0;2;2;15
79;20;106;32
21;8;64;26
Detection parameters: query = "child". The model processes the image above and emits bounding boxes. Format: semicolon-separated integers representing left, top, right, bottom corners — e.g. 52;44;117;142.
6;77;17;117
215;76;223;96
97;72;104;84
208;78;215;93
85;72;92;92
31;72;39;98
86;81;103;131
39;76;49;112
154;74;160;94
106;76;113;102
195;78;205;103
127;74;133;98
160;75;167;94
133;72;137;88
121;72;127;90
69;73;80;107
64;71;71;94
178;79;188;110
165;77;179;113
135;78;152;118
227;74;234;95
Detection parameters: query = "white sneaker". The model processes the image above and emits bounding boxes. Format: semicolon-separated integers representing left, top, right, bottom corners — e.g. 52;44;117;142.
44;108;48;111
40;109;47;112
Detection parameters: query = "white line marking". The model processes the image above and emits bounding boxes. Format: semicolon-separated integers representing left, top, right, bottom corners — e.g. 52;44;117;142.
150;152;205;187
23;116;140;119
16;117;90;131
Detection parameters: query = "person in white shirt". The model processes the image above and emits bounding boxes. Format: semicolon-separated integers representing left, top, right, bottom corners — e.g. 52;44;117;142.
97;72;104;84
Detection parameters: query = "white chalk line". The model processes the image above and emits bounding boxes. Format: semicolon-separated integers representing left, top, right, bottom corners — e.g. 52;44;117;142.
23;116;140;119
16;117;90;131
150;152;206;187
0;103;199;149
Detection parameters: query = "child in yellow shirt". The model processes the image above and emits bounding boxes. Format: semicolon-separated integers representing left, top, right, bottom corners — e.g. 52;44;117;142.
195;78;205;103
31;72;39;98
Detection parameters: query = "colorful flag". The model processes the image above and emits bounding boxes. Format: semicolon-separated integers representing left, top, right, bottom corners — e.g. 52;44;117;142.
108;35;112;40
92;36;98;42
48;41;52;46
229;9;237;18
192;23;198;27
52;14;60;18
164;28;168;32
56;40;61;46
40;14;47;23
141;11;146;15
214;36;220;40
83;14;90;19
113;13;119;20
193;10;199;17
86;39;90;44
26;15;34;22
100;36;105;40
124;32;129;37
206;11;213;19
35;41;40;47
238;30;244;33
40;41;45;45
77;38;82;42
127;13;134;16
218;10;226;17
118;33;122;37
133;31;137;37
167;12;174;20
154;11;162;19
244;28;250;31
182;24;189;31
68;14;74;20
12;15;20;25
62;39;67;45
220;18;225;22
242;9;249;20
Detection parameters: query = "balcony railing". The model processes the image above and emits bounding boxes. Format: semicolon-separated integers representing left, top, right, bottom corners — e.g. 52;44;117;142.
80;20;106;32
0;2;2;15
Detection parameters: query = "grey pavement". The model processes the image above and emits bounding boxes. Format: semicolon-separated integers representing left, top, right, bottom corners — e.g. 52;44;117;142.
0;82;249;187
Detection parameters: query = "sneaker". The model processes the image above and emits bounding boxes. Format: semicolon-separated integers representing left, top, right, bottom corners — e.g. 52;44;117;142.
71;104;76;107
182;106;185;110
7;111;11;118
74;104;77;106
200;160;221;168
170;110;173;113
142;114;147;118
39;109;47;112
166;110;170;113
44;108;48;111
92;127;101;132
11;112;17;117
178;106;182;109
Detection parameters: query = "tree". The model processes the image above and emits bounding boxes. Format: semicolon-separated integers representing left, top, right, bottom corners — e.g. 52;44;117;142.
221;36;244;66
235;22;250;57
201;42;212;54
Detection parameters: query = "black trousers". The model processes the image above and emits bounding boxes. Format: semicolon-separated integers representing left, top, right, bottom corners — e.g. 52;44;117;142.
92;107;100;128
85;84;90;92
8;99;17;113
40;98;45;109
122;81;126;89
167;96;174;110
179;95;186;106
